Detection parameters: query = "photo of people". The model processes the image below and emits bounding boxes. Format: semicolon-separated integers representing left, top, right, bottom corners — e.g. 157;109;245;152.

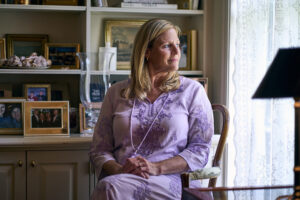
0;102;22;129
31;108;62;128
25;84;50;101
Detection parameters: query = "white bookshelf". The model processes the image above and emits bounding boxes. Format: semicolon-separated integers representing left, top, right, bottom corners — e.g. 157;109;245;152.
0;1;205;107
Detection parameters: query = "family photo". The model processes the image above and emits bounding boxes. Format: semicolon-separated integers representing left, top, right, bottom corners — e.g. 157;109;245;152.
26;85;50;101
0;102;22;129
31;108;62;128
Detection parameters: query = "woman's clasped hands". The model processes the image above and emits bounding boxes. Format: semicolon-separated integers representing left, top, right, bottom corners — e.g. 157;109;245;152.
121;156;160;179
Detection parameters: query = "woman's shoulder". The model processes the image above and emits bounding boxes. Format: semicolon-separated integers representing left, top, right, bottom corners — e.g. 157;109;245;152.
180;76;203;90
107;79;129;96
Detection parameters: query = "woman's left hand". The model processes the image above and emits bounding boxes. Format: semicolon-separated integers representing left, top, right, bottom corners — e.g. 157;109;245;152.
136;156;160;176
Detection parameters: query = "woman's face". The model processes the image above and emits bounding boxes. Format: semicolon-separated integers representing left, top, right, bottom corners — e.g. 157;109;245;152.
0;104;5;116
146;28;181;74
11;107;21;121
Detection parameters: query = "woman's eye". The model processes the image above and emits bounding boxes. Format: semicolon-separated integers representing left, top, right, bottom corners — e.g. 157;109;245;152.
162;44;171;48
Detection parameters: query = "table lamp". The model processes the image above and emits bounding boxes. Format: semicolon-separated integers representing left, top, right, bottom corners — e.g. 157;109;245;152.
252;47;300;199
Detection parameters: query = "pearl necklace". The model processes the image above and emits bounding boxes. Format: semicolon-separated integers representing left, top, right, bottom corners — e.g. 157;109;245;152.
129;93;169;157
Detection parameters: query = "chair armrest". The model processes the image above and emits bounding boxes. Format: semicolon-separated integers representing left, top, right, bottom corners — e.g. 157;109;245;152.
188;167;221;180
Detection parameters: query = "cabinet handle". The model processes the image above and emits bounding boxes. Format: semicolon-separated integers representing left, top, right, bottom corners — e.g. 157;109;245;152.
17;160;23;167
31;160;37;167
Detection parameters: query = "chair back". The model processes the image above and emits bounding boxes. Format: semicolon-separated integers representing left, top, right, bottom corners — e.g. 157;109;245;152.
209;104;229;187
180;104;230;188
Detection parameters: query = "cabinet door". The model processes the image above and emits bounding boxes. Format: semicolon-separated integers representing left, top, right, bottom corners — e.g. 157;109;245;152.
0;151;26;200
27;150;89;200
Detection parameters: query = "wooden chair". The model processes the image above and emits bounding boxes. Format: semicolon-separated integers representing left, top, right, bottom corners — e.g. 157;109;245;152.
181;104;230;189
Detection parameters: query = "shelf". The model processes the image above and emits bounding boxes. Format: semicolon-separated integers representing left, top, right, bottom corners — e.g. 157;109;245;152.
90;70;203;75
90;7;204;16
0;69;81;75
0;69;202;76
0;4;86;12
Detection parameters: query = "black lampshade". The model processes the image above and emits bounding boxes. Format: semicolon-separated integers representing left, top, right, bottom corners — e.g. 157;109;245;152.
252;47;300;98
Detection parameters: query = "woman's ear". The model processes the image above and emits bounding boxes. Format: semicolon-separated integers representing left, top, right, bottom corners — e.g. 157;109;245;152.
145;48;150;61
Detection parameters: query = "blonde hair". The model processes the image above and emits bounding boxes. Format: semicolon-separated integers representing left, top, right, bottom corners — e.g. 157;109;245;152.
122;18;181;100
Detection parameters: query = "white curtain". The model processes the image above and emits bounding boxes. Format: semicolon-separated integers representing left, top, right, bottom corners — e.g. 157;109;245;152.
229;0;300;197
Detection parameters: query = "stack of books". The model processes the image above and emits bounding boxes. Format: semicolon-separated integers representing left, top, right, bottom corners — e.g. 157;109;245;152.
120;0;178;9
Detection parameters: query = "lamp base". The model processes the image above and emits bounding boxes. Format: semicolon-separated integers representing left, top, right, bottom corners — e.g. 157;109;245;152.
294;99;300;200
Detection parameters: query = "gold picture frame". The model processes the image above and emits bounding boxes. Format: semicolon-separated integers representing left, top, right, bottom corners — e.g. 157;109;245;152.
6;34;49;57
0;84;12;98
179;30;197;71
79;102;102;133
176;0;192;9
105;20;146;70
0;38;5;59
24;84;51;101
24;101;69;136
0;99;25;135
45;43;80;69
42;0;78;5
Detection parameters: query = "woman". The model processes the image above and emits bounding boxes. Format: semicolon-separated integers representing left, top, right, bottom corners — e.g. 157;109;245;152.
90;18;214;199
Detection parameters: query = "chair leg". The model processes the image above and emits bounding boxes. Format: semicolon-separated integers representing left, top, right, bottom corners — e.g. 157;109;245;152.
208;178;217;187
181;173;190;188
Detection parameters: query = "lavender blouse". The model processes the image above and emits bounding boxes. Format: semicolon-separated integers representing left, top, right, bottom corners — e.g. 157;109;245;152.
89;76;214;179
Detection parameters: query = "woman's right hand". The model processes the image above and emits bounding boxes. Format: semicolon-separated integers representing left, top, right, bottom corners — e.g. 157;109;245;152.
122;157;150;179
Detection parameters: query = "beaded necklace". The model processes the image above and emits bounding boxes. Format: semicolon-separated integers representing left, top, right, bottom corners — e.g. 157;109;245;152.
129;93;169;157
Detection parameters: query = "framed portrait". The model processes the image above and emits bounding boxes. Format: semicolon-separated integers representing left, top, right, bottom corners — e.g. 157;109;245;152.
79;103;102;133
0;84;12;98
45;43;80;69
0;38;5;59
189;77;208;93
24;84;51;101
24;101;69;136
179;30;197;70
5;34;49;57
42;0;78;5
105;20;146;70
0;99;25;135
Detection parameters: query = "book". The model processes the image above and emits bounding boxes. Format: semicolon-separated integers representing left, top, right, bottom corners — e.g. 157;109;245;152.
123;0;168;3
120;2;178;9
190;30;198;70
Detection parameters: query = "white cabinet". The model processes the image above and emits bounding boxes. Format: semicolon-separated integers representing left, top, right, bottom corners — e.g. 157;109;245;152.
0;151;26;200
27;150;89;200
0;136;92;200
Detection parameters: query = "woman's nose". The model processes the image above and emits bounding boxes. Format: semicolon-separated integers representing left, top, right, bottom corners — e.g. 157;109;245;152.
172;44;180;54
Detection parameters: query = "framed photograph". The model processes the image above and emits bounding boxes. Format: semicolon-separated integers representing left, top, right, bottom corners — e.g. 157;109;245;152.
0;99;25;135
79;103;102;133
189;77;208;93
45;43;80;69
69;107;79;133
5;34;49;57
105;20;146;70
0;84;12;98
179;30;197;70
51;83;70;101
0;38;5;59
24;84;51;101
176;0;192;9
179;32;190;70
24;101;69;136
42;0;78;5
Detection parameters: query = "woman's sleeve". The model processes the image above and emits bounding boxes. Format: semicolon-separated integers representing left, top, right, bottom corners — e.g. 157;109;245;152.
178;84;214;171
89;87;116;179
